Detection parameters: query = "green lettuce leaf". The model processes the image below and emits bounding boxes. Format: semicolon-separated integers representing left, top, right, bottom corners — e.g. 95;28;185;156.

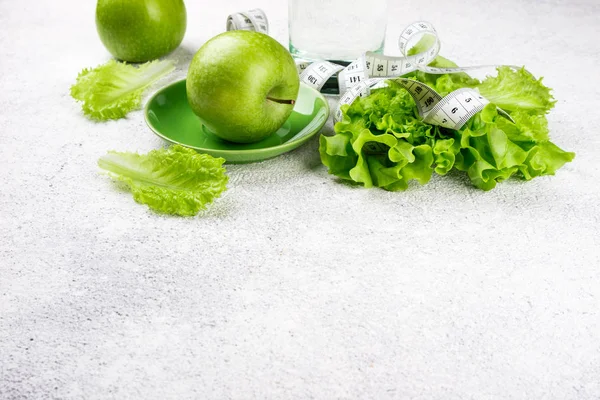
98;145;228;216
477;66;556;114
452;104;574;190
432;138;460;175
71;59;174;121
320;84;435;191
321;41;573;191
321;87;574;191
495;110;549;143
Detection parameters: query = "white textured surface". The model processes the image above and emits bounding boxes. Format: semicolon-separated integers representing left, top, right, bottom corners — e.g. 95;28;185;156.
1;0;600;399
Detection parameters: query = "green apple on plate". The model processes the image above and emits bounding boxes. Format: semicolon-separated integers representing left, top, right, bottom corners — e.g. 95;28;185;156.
186;30;300;144
96;0;187;62
145;80;329;163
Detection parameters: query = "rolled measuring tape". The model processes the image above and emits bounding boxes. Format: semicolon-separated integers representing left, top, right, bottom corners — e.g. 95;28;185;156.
339;77;492;130
226;9;269;34
226;12;514;131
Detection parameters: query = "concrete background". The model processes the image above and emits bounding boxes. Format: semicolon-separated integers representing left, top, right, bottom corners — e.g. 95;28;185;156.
1;0;599;398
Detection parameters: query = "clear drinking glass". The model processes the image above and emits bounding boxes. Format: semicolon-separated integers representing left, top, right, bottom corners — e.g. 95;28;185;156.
288;0;388;63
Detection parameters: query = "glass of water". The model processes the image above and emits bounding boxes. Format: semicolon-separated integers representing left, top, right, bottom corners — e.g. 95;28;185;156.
288;0;388;63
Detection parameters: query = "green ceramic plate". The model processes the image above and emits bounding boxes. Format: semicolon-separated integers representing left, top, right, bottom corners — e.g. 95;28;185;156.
145;80;330;163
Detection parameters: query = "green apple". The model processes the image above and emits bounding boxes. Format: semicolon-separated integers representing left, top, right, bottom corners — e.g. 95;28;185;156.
186;31;300;144
96;0;186;62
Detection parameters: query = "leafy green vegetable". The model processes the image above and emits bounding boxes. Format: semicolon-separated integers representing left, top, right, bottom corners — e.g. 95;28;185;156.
320;82;437;191
320;65;574;191
451;104;573;190
98;145;228;216
477;67;556;114
71;59;174;121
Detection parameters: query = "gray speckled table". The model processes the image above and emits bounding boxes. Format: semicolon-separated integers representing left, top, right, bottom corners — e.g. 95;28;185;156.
2;0;600;399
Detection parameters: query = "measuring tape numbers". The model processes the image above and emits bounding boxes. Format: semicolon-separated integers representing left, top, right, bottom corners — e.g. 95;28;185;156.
335;77;489;130
299;61;345;91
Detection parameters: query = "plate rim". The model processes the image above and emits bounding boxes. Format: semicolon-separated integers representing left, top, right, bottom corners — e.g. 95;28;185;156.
144;79;330;160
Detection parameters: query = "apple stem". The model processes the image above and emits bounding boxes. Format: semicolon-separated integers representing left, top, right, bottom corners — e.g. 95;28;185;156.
266;96;295;105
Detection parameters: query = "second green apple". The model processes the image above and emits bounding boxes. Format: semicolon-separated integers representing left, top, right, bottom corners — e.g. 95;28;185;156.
186;31;300;144
96;0;186;62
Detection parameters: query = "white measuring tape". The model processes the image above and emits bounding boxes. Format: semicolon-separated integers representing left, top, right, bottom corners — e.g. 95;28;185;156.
226;11;514;130
339;78;491;129
226;9;269;34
